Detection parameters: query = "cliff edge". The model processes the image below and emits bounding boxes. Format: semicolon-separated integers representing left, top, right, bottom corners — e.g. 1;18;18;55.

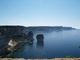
0;26;33;57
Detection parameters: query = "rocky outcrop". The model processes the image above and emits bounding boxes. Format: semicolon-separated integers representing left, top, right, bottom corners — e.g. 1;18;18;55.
36;34;44;47
36;34;44;39
0;26;34;56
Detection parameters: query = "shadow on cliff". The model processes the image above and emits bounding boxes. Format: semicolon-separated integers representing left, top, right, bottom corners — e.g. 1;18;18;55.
0;29;34;57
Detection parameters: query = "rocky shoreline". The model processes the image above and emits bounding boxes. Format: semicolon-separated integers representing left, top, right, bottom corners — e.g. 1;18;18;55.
0;26;34;57
0;25;76;58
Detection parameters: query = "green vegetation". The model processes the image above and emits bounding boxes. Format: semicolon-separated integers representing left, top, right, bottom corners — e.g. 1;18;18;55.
66;56;77;58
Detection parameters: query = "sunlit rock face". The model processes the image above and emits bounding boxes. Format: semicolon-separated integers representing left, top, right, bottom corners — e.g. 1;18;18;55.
8;37;27;51
8;31;34;51
8;40;18;47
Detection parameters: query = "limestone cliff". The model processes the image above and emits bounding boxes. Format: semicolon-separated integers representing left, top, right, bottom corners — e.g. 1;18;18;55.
0;26;33;56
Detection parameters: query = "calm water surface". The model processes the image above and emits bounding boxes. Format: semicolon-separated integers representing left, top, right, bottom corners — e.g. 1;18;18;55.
13;30;80;59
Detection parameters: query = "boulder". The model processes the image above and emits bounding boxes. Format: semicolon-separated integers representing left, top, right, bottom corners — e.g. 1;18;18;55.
36;34;44;47
36;34;44;39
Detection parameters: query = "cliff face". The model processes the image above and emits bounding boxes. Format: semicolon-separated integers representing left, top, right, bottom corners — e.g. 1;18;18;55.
26;26;76;32
0;26;33;56
0;26;24;37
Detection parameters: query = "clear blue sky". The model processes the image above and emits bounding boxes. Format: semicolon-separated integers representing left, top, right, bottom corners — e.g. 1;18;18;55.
0;0;80;28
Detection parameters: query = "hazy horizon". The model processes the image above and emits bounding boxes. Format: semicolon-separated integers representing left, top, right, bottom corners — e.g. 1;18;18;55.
0;0;80;29
0;25;77;29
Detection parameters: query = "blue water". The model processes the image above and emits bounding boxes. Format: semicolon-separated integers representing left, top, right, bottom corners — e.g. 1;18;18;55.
13;30;80;59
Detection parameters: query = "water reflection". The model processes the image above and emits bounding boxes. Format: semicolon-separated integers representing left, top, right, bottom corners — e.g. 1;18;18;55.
36;38;44;48
36;34;44;48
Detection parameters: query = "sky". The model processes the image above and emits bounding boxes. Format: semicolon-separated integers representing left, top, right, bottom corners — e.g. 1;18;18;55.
0;0;80;28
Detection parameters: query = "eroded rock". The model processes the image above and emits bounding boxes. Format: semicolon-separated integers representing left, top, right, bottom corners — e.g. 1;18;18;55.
36;34;44;39
36;34;44;47
0;26;34;57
